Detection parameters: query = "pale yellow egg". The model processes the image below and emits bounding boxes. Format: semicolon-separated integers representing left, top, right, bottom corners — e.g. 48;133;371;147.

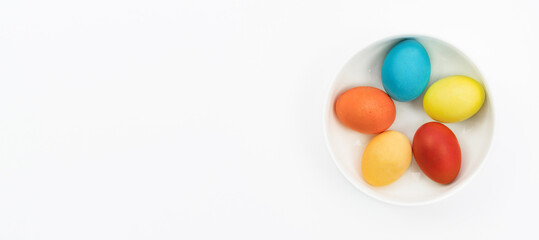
361;131;412;186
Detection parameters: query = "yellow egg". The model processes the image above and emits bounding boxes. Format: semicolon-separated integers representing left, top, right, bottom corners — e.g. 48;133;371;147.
361;131;412;186
423;75;485;123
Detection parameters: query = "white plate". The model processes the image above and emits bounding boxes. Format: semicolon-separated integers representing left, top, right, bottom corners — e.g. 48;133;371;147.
323;35;495;206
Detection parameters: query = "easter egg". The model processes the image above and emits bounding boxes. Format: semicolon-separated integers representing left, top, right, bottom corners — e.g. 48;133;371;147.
412;122;461;184
423;75;485;123
335;87;396;134
382;39;431;102
362;131;412;186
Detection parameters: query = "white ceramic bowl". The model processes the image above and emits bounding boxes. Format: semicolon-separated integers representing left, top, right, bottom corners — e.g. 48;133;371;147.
323;35;495;206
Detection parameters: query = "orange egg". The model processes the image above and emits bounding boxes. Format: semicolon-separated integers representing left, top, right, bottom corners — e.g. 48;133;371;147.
335;87;396;134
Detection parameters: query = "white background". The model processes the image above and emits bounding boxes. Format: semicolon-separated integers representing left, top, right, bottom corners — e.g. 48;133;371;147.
0;0;538;239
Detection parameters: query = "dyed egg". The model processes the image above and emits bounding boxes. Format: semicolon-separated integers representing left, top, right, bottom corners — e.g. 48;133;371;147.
423;75;485;123
362;131;412;186
335;87;396;134
413;122;461;184
382;39;431;102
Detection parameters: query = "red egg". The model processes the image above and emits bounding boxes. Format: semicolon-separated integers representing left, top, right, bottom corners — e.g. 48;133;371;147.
412;122;461;184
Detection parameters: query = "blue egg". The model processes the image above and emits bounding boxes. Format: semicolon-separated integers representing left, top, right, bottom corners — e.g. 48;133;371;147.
381;39;431;102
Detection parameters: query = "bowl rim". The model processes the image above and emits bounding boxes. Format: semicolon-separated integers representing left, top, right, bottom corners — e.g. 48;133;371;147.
322;34;497;206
